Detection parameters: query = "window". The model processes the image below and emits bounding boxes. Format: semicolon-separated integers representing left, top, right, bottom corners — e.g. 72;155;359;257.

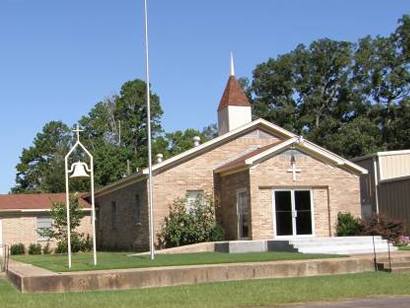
135;194;141;224
37;217;53;241
185;190;204;211
111;201;117;229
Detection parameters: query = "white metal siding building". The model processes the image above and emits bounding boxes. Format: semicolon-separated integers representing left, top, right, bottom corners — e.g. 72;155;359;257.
353;150;410;232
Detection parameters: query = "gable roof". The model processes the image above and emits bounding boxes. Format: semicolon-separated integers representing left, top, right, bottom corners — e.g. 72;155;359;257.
218;76;251;111
0;193;91;212
95;118;367;197
95;118;296;196
215;136;368;175
143;118;295;175
214;141;284;173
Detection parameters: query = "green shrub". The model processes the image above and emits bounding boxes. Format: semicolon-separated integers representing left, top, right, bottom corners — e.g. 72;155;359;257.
55;235;82;254
158;192;224;248
10;243;25;255
336;212;362;236
42;242;52;254
336;212;406;245
210;224;225;241
80;234;92;252
37;194;85;250
28;243;42;255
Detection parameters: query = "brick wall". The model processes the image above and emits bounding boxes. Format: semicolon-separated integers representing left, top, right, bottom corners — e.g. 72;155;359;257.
215;170;250;240
95;180;149;251
94;128;279;251
94;128;361;249
249;149;361;239
151;129;278;243
0;212;92;251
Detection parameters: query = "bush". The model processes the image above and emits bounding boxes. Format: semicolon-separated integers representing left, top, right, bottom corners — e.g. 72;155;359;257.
28;243;42;255
158;193;224;248
55;241;67;254
55;235;83;254
336;212;406;245
361;214;405;244
210;224;225;241
397;235;410;247
336;212;362;236
80;234;92;252
10;243;25;255
42;242;52;254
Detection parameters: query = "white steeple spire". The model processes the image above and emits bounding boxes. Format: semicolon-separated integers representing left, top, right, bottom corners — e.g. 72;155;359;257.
230;52;235;76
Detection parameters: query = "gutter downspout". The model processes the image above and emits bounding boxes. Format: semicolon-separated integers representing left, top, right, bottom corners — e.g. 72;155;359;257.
373;156;380;216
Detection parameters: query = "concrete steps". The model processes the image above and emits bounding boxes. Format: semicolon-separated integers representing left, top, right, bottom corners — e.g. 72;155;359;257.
214;236;397;255
377;259;410;273
286;236;397;255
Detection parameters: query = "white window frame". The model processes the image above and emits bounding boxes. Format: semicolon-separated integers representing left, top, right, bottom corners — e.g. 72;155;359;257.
185;190;204;212
36;217;53;241
272;189;315;238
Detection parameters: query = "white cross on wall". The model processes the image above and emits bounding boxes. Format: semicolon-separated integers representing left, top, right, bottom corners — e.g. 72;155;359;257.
287;157;301;181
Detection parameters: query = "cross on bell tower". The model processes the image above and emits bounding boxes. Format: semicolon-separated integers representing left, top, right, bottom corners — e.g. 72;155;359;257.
73;123;84;142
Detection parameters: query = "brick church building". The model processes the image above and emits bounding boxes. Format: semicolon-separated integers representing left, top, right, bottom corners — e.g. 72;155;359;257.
94;61;367;251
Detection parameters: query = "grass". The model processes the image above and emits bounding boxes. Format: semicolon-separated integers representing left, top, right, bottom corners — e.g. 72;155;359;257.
399;245;410;251
1;272;410;307
12;251;339;272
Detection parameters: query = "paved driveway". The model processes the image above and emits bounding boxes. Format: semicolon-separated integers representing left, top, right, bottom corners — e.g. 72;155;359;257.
285;296;410;307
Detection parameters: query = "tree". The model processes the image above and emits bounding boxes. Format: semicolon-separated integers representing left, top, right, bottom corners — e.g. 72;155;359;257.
250;15;410;158
153;125;218;160
13;121;72;193
13;79;165;193
37;194;86;252
79;79;164;184
353;16;410;150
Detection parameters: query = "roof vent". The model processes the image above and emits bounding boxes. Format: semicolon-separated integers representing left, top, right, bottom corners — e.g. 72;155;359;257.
156;153;164;163
193;136;201;147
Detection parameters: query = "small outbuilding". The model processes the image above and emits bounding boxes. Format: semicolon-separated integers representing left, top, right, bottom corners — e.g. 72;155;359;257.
0;193;92;253
353;150;410;231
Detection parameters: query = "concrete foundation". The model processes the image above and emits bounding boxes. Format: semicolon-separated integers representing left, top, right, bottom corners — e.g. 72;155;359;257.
8;256;377;293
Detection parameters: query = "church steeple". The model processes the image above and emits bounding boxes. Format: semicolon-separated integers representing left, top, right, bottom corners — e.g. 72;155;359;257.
230;52;235;76
217;53;252;136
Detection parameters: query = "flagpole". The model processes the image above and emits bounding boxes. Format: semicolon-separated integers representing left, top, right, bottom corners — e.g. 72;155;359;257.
143;0;155;260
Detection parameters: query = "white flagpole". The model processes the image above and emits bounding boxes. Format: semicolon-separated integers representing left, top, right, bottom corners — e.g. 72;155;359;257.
143;0;155;260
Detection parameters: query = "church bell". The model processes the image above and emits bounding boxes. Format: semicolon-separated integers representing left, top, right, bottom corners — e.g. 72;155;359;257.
70;161;90;178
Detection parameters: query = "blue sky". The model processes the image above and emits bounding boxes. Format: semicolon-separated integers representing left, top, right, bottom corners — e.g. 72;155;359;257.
1;0;409;193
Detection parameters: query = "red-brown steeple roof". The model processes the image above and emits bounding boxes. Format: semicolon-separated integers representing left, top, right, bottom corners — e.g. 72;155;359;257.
217;75;251;111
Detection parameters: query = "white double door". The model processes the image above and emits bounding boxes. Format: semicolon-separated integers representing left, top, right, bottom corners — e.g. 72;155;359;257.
273;190;314;237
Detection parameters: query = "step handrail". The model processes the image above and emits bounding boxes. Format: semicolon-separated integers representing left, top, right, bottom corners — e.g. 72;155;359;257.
372;235;377;272
0;245;10;272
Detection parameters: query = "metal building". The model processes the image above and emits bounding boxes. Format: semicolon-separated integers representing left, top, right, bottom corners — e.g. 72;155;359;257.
353;150;410;232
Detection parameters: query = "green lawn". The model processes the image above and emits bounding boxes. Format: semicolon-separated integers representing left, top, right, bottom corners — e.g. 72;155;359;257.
12;251;339;272
399;245;410;251
1;272;410;307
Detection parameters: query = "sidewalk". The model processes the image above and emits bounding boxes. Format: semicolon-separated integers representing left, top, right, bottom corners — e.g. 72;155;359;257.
286;296;410;307
8;259;54;276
